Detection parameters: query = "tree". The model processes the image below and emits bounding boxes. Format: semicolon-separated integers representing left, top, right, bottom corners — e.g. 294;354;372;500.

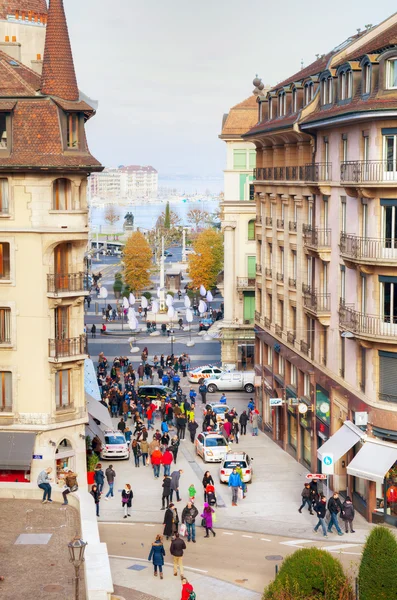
359;526;397;600
113;276;123;299
188;228;223;290
164;201;171;229
187;208;210;230
104;205;119;227
263;548;352;600
123;231;152;293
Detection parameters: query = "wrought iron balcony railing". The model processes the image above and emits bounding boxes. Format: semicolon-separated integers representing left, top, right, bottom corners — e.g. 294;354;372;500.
339;304;397;339
47;272;89;294
303;225;331;249
303;291;331;313
341;160;397;184
340;232;397;262
236;277;256;289
49;334;87;359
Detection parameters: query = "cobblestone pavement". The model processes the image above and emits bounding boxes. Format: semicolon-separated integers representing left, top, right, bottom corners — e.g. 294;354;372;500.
0;498;84;600
113;585;161;600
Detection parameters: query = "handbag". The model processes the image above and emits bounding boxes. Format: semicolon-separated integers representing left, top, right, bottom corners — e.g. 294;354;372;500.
179;523;187;537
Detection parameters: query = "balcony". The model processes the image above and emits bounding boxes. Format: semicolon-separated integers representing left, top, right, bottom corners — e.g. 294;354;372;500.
340;160;397;186
47;272;89;296
265;217;273;227
288;277;297;289
276;272;284;283
289;221;297;232
340;233;397;270
287;331;296;344
265;267;272;279
254;165;325;183
304;162;332;183
48;335;87;361
276;219;284;230
236;277;256;290
303;225;331;260
339;304;397;344
303;290;331;325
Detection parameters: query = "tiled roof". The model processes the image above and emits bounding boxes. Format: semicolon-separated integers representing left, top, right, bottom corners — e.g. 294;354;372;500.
221;95;258;136
271;52;334;91
244;113;298;138
0;0;47;18
0;50;41;95
41;0;79;101
338;21;397;64
52;98;95;116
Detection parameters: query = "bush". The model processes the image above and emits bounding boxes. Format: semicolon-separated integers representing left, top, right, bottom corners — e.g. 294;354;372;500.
87;452;98;472
263;548;352;600
166;290;174;297
114;272;123;280
359;526;397;600
142;291;152;300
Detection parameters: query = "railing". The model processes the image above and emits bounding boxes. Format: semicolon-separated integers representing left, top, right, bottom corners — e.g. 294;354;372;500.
254;166;305;181
340;160;397;184
276;219;284;229
47;272;89;294
276;272;284;283
236;277;256;288
265;267;272;278
255;311;261;322
340;232;397;261
303;225;331;248
287;331;296;344
289;221;297;232
288;277;296;289
264;317;271;329
304;162;332;182
303;291;331;313
300;340;310;355
265;217;273;227
339;305;397;338
256;264;262;273
49;334;87;359
275;324;283;337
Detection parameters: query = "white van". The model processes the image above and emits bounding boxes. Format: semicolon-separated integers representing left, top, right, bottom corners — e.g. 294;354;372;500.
206;371;255;394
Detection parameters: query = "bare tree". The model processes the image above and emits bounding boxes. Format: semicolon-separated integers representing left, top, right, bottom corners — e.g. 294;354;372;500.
104;205;119;227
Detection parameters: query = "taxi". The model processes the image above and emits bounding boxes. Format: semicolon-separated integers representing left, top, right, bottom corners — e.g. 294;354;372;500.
187;365;223;384
219;451;253;483
100;431;130;460
195;431;230;463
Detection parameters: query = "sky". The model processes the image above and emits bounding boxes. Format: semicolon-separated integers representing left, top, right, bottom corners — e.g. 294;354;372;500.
64;0;397;177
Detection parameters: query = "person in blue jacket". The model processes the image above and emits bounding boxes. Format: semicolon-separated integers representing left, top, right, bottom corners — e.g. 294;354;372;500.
148;534;166;579
228;467;242;506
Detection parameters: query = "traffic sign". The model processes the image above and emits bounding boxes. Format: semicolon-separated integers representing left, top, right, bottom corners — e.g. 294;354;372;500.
305;473;327;480
322;453;334;475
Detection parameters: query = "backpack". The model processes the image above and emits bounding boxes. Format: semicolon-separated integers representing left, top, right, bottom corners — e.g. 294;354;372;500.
188;592;196;600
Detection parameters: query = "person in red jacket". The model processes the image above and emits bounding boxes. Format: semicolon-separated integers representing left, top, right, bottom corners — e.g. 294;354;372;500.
151;447;162;479
146;406;154;431
181;578;194;600
161;448;174;476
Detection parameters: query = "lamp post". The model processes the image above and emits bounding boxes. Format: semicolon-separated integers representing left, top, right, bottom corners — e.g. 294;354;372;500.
68;535;87;600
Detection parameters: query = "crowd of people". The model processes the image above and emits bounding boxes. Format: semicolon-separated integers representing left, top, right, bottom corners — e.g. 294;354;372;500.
298;480;356;537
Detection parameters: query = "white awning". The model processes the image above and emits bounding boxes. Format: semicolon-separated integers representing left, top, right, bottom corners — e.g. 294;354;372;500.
86;393;112;430
347;438;397;484
0;432;36;470
87;416;105;444
317;420;365;462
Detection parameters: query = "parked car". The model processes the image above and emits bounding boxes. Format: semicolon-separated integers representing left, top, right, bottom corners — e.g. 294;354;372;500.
195;432;230;463
206;371;255;394
188;365;223;383
100;431;130;460
207;403;231;416
137;385;176;407
219;451;253;483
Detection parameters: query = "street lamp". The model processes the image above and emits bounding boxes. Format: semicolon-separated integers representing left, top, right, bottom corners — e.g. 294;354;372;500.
68;535;87;600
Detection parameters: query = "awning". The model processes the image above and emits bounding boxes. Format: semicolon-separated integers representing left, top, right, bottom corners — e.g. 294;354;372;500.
347;438;397;483
0;432;36;470
87;416;105;444
317;420;365;462
86;393;112;430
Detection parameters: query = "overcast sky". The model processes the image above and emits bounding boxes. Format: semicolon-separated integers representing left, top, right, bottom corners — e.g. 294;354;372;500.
65;0;397;177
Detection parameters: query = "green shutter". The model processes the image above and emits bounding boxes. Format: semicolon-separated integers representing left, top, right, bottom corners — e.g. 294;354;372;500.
233;150;247;170
249;151;256;169
247;256;256;278
243;292;255;322
248;220;255;240
239;174;248;200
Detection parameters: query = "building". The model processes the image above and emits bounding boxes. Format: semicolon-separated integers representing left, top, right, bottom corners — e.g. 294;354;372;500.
245;13;397;523
0;0;103;484
218;93;259;369
89;165;158;201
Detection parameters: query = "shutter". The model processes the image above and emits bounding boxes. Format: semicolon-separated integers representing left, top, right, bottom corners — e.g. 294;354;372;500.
233;150;247;169
248;220;255;240
249;151;256;169
247;256;256;278
239;174;248;200
243;292;255;322
379;353;397;402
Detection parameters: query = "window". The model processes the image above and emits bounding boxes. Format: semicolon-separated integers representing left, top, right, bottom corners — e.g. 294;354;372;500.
340;335;345;378
361;274;367;314
0;179;9;214
279;247;284;276
340;70;352;100
278;354;285;377
268;97;273;119
340;265;346;304
0;308;11;343
290;364;297;387
67;113;79;148
258;101;263;122
291;250;297;280
267;293;272;322
52;178;72;210
248;219;255;240
363;63;371;94
340;196;346;233
304;82;314;106
0;242;10;279
247;256;256;278
233;150;247;170
278;92;286;117
362;200;368;237
292;88;297;112
279;299;284;330
55;306;69;339
268;344;273;366
303;373;310;397
321;326;327;366
363;133;369;163
0;114;7;148
321;76;333;105
55;370;71;409
342;135;348;162
0;371;11;411
360;347;366;393
379;351;397;402
386;59;397;89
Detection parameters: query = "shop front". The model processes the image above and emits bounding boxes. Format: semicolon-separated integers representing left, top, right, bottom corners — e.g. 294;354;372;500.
0;431;36;483
300;415;312;468
55;439;76;484
288;407;298;456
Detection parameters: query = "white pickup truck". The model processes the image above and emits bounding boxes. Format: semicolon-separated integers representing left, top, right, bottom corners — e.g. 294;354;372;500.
206;371;255;394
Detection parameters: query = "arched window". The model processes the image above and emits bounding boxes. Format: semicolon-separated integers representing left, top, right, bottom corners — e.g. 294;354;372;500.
339;68;353;101
362;62;371;95
268;97;273;119
321;76;333;105
52;178;72;210
278;92;286;117
304;82;314;106
248;219;255;240
292;88;298;112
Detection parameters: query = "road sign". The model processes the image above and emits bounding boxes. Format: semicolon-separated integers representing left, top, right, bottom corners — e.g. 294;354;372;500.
269;397;283;407
322;453;334;475
32;454;43;460
305;473;327;480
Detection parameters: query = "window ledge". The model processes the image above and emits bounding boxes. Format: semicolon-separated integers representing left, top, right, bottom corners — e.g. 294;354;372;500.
49;210;88;215
0;410;13;415
337;98;353;106
0;213;10;218
0;279;11;284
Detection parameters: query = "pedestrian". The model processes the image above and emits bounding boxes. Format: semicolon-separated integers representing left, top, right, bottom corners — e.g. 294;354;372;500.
151;446;163;478
94;463;105;493
140;438;149;466
239;410;249;435
148;534;166;579
181;501;199;543
121;484;133;518
91;323;96;338
162;475;172;509
232;418;239;444
188;484;196;502
199;382;207;404
131;439;141;468
202;471;214;503
341;496;355;533
105;464;116;499
87;295;92;309
181;578;194;600
201;502;216;538
170;532;186;579
228;467;242;507
313;494;328;538
118;417;126;433
161;447;174;476
327;492;344;536
309;478;319;507
298;483;314;515
170;469;183;502
219;392;227;404
61;468;78;505
176;413;186;440
163;502;178;539
187;419;198;443
37;467;53;503
251;409;259;436
170;436;180;463
90;484;101;517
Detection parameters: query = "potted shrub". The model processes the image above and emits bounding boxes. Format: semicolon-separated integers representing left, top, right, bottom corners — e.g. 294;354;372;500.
113;278;123;299
87;452;98;485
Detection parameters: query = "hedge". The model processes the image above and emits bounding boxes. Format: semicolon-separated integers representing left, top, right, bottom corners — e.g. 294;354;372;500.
359;526;397;600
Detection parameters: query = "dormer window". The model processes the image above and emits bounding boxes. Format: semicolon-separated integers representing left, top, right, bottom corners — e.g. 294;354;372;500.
67;113;79;148
321;76;333;105
258;101;263;122
278;92;286;117
0;115;7;149
339;69;352;101
363;63;371;95
292;88;297;112
386;58;397;89
269;97;273;119
304;82;314;106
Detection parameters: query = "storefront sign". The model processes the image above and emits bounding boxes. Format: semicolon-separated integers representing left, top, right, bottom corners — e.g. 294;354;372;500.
32;454;43;460
322;453;334;475
306;473;327;480
316;385;330;426
300;417;310;429
270;397;283;407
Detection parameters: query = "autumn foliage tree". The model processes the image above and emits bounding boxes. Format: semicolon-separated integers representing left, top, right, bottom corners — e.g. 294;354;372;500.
188;228;223;290
123;231;152;293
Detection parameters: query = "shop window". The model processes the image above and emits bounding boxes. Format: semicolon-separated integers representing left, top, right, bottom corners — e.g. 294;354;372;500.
0;308;11;344
238;343;254;370
55;370;71;409
288;413;297;449
52;178;72;210
0;179;9;214
248;219;255;240
56;439;75;480
0;242;10;279
0;371;12;411
67;113;79;148
302;428;311;465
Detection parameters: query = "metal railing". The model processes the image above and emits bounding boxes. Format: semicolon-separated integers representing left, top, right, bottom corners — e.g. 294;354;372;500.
340;232;397;261
47;272;89;294
303;291;331;313
276;219;284;229
300;340;310;355
288;277;296;289
304;162;332;182
287;331;296;344
264;317;271;329
265;217;273;227
289;221;297;232
276;272;284;283
275;324;283;337
265;267;272;278
49;334;87;359
253;164;331;182
339;304;397;338
303;225;331;248
236;277;256;288
340;160;397;183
